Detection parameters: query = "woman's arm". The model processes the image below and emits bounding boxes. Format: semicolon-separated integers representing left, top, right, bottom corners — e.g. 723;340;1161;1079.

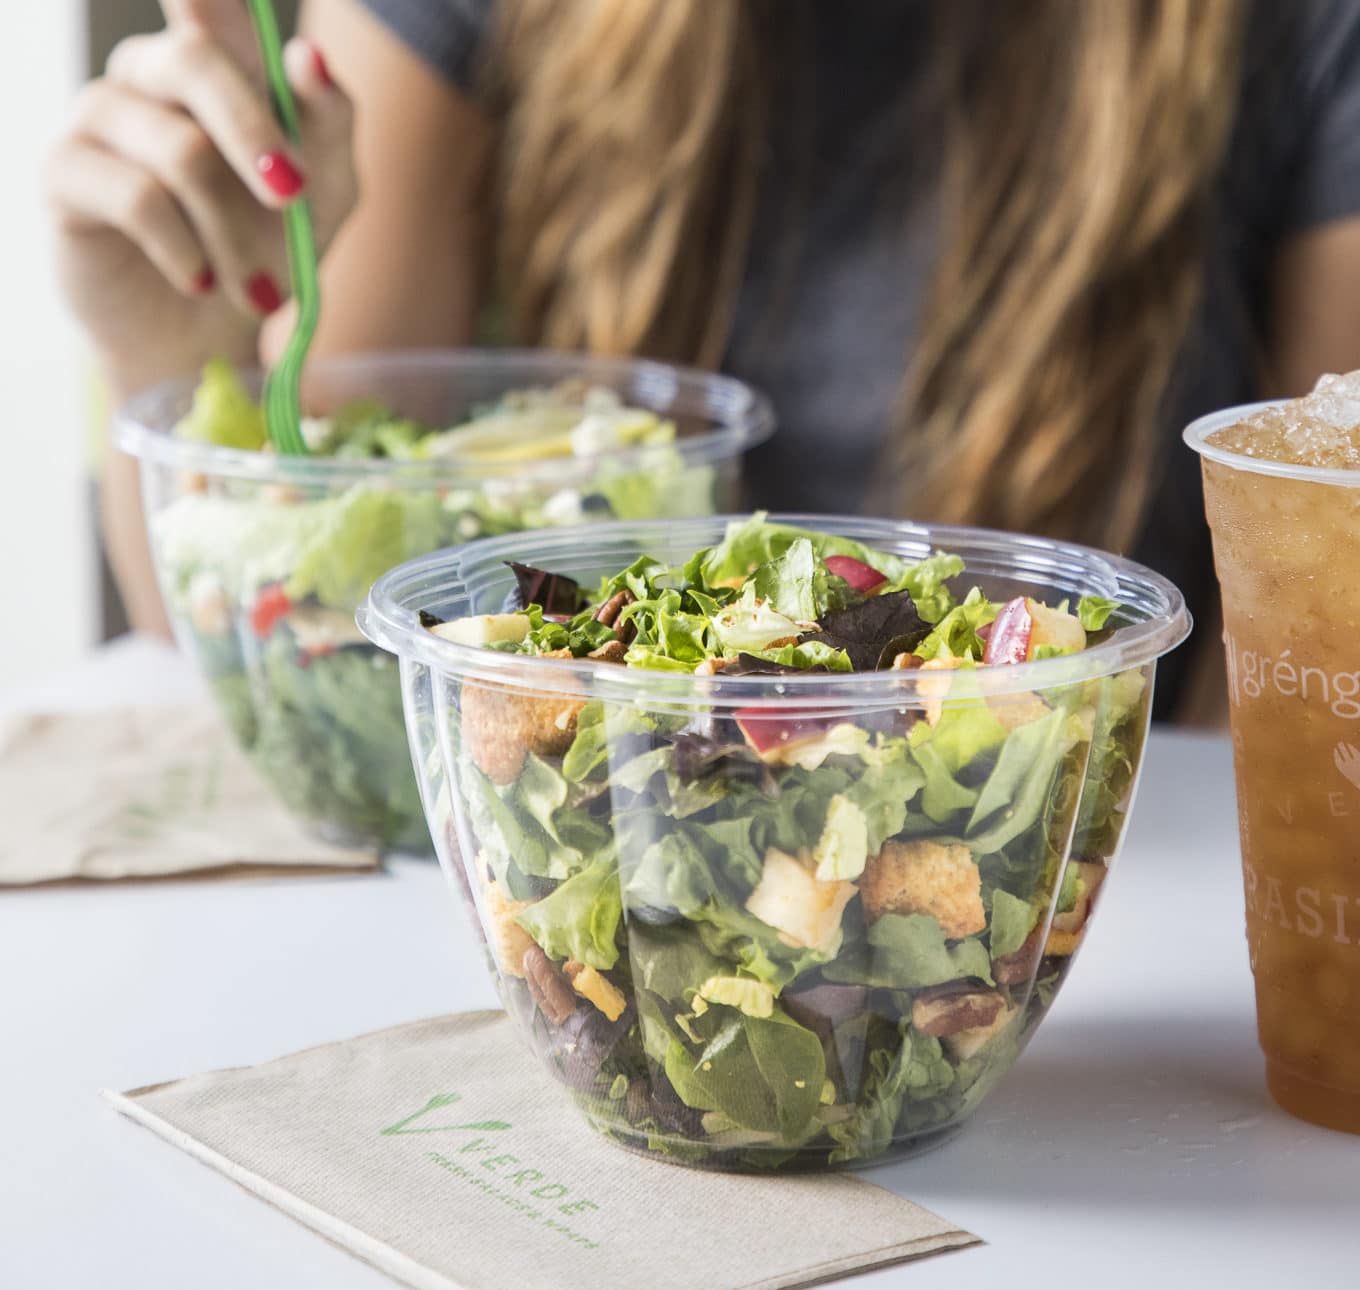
279;0;494;358
101;0;494;634
1265;215;1360;396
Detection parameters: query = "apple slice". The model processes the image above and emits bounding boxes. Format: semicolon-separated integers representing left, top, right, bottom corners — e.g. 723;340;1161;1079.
982;597;1032;665
1027;600;1086;656
824;555;888;594
428;612;531;647
982;597;1086;664
735;707;836;758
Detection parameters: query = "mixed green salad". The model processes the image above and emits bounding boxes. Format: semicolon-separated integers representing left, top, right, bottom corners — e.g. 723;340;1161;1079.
428;516;1151;1167
151;360;719;851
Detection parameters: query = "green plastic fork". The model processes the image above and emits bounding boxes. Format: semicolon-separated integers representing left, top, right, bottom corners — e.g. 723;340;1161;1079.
247;0;316;457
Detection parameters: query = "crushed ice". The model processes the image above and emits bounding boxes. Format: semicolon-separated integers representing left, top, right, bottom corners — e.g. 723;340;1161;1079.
1208;370;1360;469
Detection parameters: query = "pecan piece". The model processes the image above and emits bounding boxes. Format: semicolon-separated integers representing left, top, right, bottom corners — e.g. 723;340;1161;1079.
594;589;637;643
522;945;578;1025
992;926;1044;985
911;987;1006;1037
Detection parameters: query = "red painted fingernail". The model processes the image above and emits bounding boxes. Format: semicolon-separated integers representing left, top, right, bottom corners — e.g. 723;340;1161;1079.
310;42;334;88
246;272;283;315
257;152;305;200
192;267;216;293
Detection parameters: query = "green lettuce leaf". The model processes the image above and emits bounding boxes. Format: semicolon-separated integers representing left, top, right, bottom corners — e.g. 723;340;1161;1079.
823;914;993;989
889;552;965;624
904;737;980;824
514;854;622;969
743;640;853;672
174;359;267;451
1071;668;1148;859
285;487;445;609
663;1005;826;1138
964;708;1084;853
710;583;804;655
749;537;852;621
913;587;997;662
836;736;925;855
627;924;728;1005
828;1026;957;1163
622;819;829;990
752;537;820;621
1077;595;1118;631
1055;857;1084;913
698;514;910;587
987;888;1037;959
916;694;1009;777
592;452;715;521
562;703;610;782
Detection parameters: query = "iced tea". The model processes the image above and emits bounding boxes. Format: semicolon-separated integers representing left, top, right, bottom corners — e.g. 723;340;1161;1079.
1189;378;1360;1134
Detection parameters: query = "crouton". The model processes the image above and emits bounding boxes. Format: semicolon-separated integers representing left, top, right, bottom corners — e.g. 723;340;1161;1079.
460;678;586;785
944;1004;1019;1061
745;848;857;952
1045;860;1107;955
1043;929;1082;957
859;839;986;938
919;656;963;726
987;690;1051;731
588;639;628;664
187;571;230;637
563;960;627;1021
484;878;537;978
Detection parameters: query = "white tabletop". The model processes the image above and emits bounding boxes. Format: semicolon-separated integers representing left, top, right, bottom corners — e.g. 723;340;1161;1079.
1;639;1356;1289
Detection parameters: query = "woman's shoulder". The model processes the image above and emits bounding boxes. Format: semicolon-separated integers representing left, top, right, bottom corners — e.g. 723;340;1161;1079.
1233;0;1360;234
358;0;497;87
1245;0;1360;97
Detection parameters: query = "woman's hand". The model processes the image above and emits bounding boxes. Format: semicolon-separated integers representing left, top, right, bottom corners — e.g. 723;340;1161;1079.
44;0;357;397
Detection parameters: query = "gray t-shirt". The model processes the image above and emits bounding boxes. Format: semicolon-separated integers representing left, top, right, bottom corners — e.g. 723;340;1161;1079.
362;0;1360;715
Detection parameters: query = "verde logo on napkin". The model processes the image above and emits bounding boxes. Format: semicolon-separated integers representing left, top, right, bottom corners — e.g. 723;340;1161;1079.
382;1092;604;1249
107;1011;977;1290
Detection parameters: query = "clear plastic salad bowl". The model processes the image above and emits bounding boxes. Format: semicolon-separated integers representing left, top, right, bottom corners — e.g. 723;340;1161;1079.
116;350;772;853
359;515;1189;1170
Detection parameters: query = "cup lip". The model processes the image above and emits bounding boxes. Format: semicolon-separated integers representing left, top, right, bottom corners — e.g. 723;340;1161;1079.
359;513;1193;709
1183;399;1360;486
111;347;775;486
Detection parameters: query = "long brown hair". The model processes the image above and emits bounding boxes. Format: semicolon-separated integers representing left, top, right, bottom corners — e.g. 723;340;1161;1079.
489;0;1246;551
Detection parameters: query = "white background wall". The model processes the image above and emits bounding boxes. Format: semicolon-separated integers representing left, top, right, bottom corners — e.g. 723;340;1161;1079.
0;3;96;685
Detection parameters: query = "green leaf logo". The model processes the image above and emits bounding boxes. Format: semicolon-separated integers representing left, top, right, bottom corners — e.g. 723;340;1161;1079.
380;1093;512;1136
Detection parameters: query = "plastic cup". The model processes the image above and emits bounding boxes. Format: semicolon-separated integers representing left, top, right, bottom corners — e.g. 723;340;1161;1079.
116;350;772;853
360;514;1189;1169
1186;405;1360;1133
